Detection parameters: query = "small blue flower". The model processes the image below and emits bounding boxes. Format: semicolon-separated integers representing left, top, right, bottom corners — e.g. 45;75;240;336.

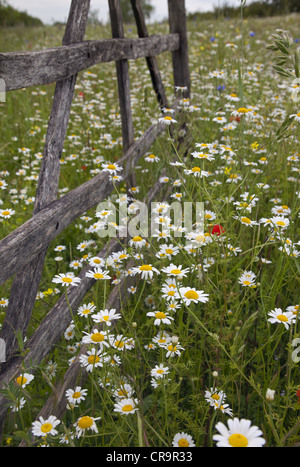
294;38;299;43
249;32;255;37
210;37;215;42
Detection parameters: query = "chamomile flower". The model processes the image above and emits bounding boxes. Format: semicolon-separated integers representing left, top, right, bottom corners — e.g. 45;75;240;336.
85;267;111;280
74;415;100;438
0;298;8;307
32;415;61;438
15;372;34;388
235;216;259;227
213;418;266;447
151;364;170;378
114;398;139;415
144;153;160;163
213;399;233;417
65;386;88;405
52;272;81;287
164;341;184;357
79;348;105;372
172;432;195;447
77;302;96;318
113;383;135;400
146;310;174;326
238;271;256;287
158;115;177;125
184;166;209;178
0;208;15;219
81;328;110;349
88;256;105;268
161;263;189;279
101;162;122;175
267;308;295;330
205;388;227;406
129;236;147;248
131;264;160;280
92;308;122;326
175;287;209;305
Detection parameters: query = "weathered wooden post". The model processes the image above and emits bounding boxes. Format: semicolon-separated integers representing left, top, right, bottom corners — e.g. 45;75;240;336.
168;0;191;98
108;0;135;153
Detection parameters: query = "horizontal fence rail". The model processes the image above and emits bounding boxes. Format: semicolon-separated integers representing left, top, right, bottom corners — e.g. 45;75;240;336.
0;34;179;91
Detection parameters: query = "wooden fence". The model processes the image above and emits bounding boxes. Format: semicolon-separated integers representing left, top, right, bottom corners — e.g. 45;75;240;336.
0;0;190;440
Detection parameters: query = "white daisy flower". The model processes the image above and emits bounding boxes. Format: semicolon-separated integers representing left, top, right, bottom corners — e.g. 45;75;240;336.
74;415;100;438
114;398;139;415
267;308;295;330
146;310;174;326
32;415;61;438
52;272;81;287
175;287;209;305
172;432;195;447
213;417;266;447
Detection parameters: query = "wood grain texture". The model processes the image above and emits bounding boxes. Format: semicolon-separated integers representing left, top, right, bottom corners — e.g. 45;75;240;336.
1;35;179;91
0;0;91;370
168;0;191;98
0;122;167;286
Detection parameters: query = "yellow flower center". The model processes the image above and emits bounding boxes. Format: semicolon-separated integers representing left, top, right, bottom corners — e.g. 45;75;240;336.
94;273;104;279
237;107;249;113
170;268;181;275
276;220;285;227
178;438;189;447
228;433;248;447
167;344;177;352
243;280;251;286
132;236;143;242
122;404;133;412
72;392;82;399
184;290;199;300
211;393;220;400
155;312;166;320
107;164;116;170
78;416;93;429
277;314;288;322
62;277;73;283
192;167;201;172
241;217;251;224
164;116;172;121
16;376;27;386
91;332;105;343
139;265;152;271
115;340;125;349
167;291;175;296
41;423;53;434
93;259;101;264
1;210;10;216
87;355;100;365
82;309;91;315
156;369;164;374
165;249;174;254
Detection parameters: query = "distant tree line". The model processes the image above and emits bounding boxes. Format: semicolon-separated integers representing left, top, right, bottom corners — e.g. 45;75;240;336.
188;0;300;21
0;0;43;27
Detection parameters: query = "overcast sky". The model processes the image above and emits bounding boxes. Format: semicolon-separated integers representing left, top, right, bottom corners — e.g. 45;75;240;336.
6;0;254;24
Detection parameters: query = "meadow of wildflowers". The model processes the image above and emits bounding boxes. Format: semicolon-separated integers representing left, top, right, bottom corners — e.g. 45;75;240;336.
0;9;299;448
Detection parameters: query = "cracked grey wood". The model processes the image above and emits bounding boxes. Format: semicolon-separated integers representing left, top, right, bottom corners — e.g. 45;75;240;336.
0;35;179;91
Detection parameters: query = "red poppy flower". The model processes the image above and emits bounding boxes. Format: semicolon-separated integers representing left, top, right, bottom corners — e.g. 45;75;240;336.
211;224;225;236
296;388;300;403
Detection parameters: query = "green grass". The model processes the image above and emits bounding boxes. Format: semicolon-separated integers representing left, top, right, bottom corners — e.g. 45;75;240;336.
0;12;299;448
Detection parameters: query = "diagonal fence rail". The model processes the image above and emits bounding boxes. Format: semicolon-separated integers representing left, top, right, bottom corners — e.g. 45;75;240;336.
0;0;190;439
